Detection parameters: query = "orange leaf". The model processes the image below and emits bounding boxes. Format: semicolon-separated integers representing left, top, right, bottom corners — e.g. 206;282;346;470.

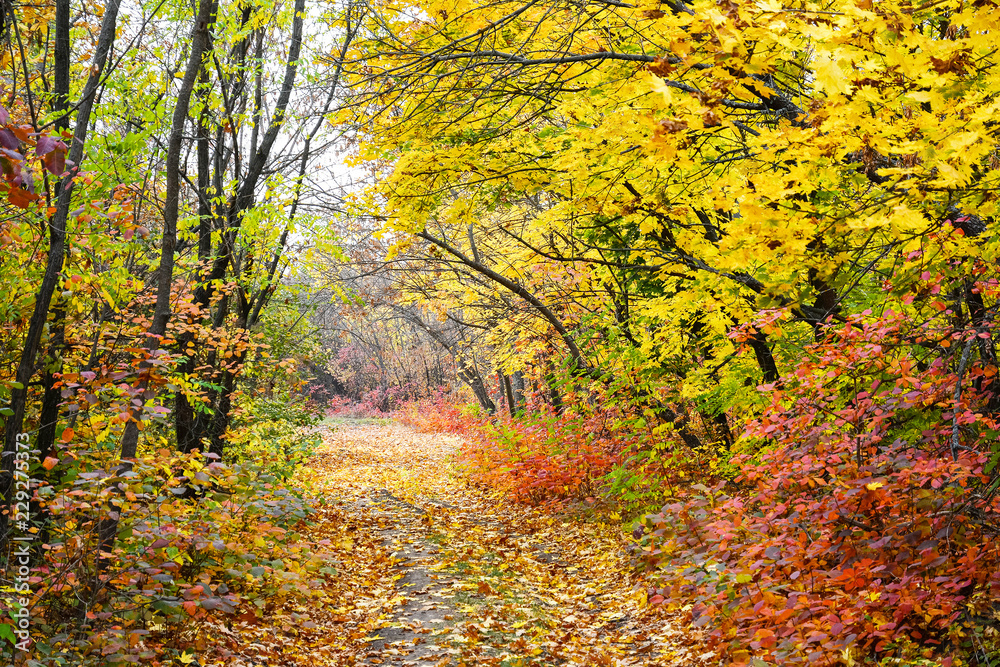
8;187;40;209
60;427;75;443
42;456;59;470
10;125;31;141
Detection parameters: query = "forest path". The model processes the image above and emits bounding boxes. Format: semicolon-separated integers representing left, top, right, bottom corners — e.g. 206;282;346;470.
224;421;697;666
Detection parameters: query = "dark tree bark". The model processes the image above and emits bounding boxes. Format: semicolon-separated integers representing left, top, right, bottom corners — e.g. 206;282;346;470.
501;372;516;417
458;356;496;414
29;0;73;555
511;371;525;408
747;331;780;384
1;0;121;546
117;0;217;463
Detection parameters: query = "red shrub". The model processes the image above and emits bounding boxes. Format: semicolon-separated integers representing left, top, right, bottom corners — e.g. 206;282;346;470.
394;388;474;433
453;391;643;504
637;311;1000;665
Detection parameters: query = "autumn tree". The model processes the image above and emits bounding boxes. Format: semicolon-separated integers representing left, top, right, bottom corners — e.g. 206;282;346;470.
0;0;362;659
343;0;1000;662
344;0;999;429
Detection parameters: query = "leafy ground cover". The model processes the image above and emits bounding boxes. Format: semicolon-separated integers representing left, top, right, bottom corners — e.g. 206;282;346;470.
197;420;704;666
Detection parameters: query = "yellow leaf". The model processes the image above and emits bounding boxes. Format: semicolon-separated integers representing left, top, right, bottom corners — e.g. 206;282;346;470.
813;51;854;97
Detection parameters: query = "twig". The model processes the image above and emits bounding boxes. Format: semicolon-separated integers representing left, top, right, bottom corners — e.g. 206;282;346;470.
951;335;977;461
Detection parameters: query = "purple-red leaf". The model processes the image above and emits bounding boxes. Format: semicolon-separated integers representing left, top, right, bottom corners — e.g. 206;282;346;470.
36;136;68;175
42;146;67;175
36;135;57;156
0;129;18;150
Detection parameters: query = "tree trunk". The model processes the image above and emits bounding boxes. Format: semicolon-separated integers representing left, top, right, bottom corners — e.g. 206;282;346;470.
28;0;72;557
747;331;780;384
458;357;496;414
0;0;121;546
501;372;516;417
98;0;216;569
511;371;525;410
117;0;217;462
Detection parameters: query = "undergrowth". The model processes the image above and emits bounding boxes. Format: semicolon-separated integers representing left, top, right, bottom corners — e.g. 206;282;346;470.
2;393;328;665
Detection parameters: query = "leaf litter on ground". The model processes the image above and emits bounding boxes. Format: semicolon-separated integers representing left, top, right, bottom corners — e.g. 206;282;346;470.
196;421;702;666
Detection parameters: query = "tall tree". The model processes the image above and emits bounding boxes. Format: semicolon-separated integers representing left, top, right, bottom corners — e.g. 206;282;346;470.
1;0;122;545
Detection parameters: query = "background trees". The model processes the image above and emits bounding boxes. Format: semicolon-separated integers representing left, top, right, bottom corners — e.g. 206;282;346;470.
343;0;1000;414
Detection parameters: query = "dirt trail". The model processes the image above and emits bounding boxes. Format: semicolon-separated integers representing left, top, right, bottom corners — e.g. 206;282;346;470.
219;421;698;666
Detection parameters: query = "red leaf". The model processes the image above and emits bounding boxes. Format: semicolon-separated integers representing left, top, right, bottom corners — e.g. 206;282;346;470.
42;148;67;176
10;125;31;141
8;186;39;209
